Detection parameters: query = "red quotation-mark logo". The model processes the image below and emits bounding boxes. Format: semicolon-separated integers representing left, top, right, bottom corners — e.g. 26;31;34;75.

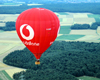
20;24;34;40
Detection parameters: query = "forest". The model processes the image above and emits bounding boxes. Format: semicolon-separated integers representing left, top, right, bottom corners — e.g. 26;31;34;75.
3;41;100;80
70;22;100;30
0;3;100;14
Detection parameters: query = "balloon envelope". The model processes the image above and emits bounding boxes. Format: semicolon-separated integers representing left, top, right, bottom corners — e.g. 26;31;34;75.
16;8;60;60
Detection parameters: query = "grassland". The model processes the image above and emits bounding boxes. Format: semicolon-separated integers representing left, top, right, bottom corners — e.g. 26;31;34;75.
77;76;100;80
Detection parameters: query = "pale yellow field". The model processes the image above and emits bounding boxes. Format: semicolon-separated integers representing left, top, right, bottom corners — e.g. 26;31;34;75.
97;26;100;35
57;12;96;26
70;30;97;35
0;31;25;55
0;43;15;55
0;14;19;22
74;18;95;25
0;31;19;41
73;13;88;18
0;62;8;68
59;15;67;18
57;34;63;37
0;23;5;26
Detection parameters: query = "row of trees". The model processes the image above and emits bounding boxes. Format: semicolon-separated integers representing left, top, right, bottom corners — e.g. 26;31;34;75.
71;22;100;30
0;3;100;14
1;21;100;31
0;22;15;31
3;41;100;79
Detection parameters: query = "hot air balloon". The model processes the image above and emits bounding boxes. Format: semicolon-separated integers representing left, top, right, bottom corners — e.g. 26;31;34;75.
16;8;60;65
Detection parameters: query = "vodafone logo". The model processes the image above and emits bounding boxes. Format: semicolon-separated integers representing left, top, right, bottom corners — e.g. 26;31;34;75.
20;24;34;40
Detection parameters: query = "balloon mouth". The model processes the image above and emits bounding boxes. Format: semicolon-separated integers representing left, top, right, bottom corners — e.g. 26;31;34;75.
35;59;40;65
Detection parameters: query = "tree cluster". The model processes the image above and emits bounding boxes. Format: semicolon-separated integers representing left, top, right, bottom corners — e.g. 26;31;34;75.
3;41;100;79
0;22;15;31
71;24;90;29
71;22;100;30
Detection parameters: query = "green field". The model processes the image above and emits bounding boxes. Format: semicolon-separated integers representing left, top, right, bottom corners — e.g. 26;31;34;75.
58;12;69;15
56;34;85;40
59;18;63;22
77;76;100;80
88;14;100;22
0;30;4;33
59;26;71;34
3;3;18;5
0;70;13;80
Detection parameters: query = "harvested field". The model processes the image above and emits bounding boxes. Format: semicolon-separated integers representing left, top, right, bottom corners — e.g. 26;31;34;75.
0;70;13;80
59;15;67;18
0;23;5;27
60;18;74;24
5;68;25;78
0;16;5;20
57;34;63;37
0;62;8;68
57;12;96;26
0;43;15;55
74;18;95;25
97;26;100;35
73;13;88;18
70;30;97;35
0;31;19;41
0;31;25;55
0;14;19;22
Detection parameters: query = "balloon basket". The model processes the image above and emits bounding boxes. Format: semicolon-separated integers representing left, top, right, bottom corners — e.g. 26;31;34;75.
35;60;40;65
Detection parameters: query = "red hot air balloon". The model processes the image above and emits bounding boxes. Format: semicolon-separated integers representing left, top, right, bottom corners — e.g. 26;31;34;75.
16;8;60;65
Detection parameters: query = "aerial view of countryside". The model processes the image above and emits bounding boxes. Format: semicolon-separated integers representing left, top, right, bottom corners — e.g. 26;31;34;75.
0;0;100;80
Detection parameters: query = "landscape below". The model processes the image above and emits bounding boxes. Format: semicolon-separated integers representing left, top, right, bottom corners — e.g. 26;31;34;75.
3;41;100;80
0;3;100;80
